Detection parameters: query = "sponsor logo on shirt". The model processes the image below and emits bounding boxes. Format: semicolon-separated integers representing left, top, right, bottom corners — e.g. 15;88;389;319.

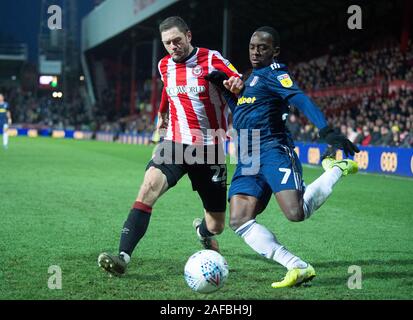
237;96;257;105
166;85;206;96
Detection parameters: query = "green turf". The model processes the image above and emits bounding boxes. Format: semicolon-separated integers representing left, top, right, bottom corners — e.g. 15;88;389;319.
0;137;412;300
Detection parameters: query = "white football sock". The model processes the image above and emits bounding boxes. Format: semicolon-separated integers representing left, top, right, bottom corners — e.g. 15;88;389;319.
235;219;307;270
303;167;342;219
119;251;131;264
273;246;308;270
3;130;8;148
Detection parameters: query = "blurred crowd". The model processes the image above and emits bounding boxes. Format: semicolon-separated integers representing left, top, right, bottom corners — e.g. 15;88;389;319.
93;87;155;135
287;87;413;148
265;38;413;148
1;86;155;136
291;39;413;91
5;88;91;131
2;40;412;147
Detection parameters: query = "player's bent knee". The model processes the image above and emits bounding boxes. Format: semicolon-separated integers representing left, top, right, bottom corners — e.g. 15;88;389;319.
283;207;305;222
287;215;305;222
229;218;241;231
229;215;250;232
229;195;259;231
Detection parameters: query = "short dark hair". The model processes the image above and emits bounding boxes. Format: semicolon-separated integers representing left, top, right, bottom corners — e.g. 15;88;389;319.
254;26;280;47
159;16;190;34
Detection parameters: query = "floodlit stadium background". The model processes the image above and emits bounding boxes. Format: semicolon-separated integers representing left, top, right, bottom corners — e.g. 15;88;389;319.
1;0;412;176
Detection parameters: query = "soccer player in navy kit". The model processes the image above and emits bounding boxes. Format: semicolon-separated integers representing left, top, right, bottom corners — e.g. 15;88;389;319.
0;93;11;149
206;27;360;288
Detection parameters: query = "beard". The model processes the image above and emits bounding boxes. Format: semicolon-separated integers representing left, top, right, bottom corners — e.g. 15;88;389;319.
171;46;190;63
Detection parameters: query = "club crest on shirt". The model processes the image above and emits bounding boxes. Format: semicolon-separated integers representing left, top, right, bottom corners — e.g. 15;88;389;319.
249;76;260;87
277;74;293;88
192;65;204;77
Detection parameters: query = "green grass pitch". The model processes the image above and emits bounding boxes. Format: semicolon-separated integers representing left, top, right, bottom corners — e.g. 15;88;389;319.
0;137;412;300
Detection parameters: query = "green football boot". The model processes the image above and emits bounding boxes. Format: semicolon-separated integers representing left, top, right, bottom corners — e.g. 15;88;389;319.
322;157;358;176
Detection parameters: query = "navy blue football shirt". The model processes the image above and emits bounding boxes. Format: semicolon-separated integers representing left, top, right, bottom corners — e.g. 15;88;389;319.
226;61;327;152
0;101;9;125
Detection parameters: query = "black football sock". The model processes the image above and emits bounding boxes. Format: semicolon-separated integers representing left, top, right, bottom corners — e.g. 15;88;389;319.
198;218;215;238
119;201;152;256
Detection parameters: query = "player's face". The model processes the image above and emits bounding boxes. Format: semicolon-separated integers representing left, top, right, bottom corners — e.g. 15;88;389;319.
161;27;192;62
249;32;279;68
0;94;3;103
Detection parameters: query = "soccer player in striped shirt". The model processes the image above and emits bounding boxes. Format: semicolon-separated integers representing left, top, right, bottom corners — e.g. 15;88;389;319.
98;16;240;276
206;27;359;288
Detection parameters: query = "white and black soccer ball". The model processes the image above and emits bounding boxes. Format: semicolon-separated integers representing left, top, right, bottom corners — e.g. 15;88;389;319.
184;250;229;294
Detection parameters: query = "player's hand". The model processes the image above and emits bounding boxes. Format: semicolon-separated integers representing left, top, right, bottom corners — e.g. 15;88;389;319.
223;76;244;95
157;112;168;135
319;126;360;157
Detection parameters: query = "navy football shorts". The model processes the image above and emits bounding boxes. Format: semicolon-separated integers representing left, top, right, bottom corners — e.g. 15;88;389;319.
228;145;305;207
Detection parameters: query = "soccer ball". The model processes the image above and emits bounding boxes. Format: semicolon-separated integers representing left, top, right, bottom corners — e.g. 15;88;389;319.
184;250;229;294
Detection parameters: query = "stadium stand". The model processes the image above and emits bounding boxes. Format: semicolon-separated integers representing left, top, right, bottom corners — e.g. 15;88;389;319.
1;0;411;175
287;39;413;147
6;38;411;147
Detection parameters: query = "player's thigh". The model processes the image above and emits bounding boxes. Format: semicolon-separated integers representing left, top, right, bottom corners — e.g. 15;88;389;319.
137;167;168;205
275;189;305;222
147;140;188;188
261;146;304;195
139;157;187;205
228;172;271;230
261;146;305;220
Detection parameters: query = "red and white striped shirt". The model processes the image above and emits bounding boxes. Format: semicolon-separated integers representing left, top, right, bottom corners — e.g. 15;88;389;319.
158;47;239;145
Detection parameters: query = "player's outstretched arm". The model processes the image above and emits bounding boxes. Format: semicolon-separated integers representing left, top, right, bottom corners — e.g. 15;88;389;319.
288;93;360;157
